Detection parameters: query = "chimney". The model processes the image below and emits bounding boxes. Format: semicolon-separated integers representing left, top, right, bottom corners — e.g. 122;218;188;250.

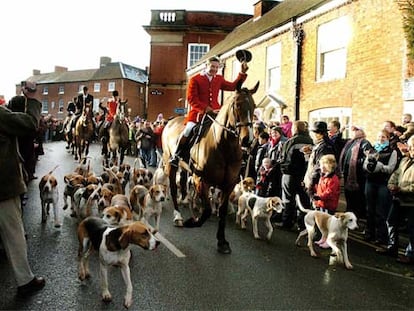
100;56;112;67
253;0;281;19
33;69;41;75
54;66;68;73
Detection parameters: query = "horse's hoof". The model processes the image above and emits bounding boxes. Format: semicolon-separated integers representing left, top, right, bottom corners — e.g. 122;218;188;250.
217;241;232;254
183;217;201;228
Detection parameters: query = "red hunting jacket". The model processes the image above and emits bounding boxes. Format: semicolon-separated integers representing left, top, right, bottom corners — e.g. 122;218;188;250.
185;71;247;124
314;173;341;212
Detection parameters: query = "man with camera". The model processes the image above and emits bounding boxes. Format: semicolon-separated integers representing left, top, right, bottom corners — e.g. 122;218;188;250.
0;80;45;296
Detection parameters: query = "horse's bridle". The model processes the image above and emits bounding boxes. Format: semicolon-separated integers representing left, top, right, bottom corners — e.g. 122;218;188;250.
206;91;254;137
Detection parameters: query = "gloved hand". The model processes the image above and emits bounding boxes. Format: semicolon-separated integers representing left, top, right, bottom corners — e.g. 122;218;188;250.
241;61;249;73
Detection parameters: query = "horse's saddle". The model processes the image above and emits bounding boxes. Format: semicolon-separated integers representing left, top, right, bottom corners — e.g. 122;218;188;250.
188;113;214;146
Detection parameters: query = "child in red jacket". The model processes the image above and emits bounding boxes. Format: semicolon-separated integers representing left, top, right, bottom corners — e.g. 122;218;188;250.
312;154;341;248
312;154;340;215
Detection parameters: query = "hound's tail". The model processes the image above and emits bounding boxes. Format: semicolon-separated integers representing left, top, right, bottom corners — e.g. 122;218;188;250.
47;165;59;175
295;195;313;214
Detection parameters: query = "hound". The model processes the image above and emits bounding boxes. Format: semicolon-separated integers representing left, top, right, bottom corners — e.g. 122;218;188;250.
77;217;159;308
39;166;60;227
237;192;283;240
295;195;358;269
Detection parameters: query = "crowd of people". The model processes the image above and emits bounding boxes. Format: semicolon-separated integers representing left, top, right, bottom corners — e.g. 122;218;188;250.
242;113;414;265
2;55;414;300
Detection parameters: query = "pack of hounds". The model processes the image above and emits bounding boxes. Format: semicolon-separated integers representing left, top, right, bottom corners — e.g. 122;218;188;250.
37;157;358;308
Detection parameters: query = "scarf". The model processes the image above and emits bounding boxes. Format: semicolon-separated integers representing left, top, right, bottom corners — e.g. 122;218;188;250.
374;141;389;152
340;131;365;191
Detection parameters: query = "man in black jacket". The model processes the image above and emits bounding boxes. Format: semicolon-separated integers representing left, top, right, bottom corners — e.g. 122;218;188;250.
278;121;313;230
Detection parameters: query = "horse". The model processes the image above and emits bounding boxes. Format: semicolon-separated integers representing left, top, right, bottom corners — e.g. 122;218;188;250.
162;80;259;254
63;113;76;153
101;102;129;166
74;107;94;161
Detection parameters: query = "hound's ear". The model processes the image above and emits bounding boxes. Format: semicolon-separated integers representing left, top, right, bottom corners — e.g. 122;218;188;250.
115;211;121;222
119;229;131;249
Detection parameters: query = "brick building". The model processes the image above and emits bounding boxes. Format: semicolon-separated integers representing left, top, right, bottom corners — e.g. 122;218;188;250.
188;0;414;142
17;57;147;120
143;9;251;121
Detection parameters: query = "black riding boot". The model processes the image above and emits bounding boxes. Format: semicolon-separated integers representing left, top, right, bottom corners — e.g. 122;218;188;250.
169;135;188;168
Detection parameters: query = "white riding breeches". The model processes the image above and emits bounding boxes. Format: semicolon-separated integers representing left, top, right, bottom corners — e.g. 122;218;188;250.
183;121;196;137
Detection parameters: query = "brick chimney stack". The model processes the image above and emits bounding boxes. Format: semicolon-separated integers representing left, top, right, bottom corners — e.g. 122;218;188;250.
253;0;281;19
100;56;112;67
54;66;68;73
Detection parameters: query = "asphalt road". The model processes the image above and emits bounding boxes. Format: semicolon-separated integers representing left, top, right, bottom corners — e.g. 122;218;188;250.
1;141;414;310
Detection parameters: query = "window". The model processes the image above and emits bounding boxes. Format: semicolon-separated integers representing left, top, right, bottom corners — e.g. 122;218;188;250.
42;86;48;95
317;16;350;81
58;85;64;94
41;100;48;114
94;83;101;92
93;98;100;113
231;59;240;81
108;82;115;92
187;43;210;68
308;107;352;138
266;42;282;92
58;99;64;114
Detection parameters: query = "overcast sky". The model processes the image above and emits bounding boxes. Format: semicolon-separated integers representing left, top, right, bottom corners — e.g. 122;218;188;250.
0;0;255;100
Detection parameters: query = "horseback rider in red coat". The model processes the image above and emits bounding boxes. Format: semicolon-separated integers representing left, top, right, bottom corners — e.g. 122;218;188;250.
169;56;249;167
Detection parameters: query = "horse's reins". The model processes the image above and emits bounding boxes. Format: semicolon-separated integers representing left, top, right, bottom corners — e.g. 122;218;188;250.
205;94;254;137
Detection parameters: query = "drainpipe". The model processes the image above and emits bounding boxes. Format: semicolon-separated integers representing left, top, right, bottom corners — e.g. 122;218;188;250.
292;21;304;121
220;61;226;104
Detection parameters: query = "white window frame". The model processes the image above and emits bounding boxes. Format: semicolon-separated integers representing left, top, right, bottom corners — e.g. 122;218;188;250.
58;99;64;113
231;59;240;81
317;16;350;81
42;86;48;95
266;42;282;92
308;107;352;138
58;85;64;94
108;82;115;92
187;43;210;68
93;98;100;113
41;100;48;114
94;83;101;93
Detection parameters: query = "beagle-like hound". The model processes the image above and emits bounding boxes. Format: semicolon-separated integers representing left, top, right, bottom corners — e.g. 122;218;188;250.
102;194;133;226
77;217;159;308
141;184;166;231
39;167;60;227
295;195;358;269
237;192;283;240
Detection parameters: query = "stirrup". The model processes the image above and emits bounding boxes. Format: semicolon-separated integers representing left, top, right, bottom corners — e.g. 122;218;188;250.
169;156;179;167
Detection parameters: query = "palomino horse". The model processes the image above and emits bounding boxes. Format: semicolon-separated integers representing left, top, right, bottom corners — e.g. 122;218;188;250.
74;107;94;161
102;102;129;166
162;81;259;254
